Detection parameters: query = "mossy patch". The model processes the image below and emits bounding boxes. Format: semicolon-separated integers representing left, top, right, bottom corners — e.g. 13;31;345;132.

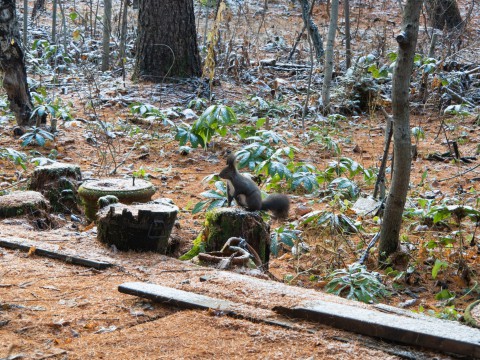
180;207;270;264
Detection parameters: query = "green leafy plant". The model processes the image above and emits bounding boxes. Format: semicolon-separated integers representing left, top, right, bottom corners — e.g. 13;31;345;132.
411;126;425;142
188;97;207;111
325;263;390;303
176;104;237;148
270;223;302;256
301;209;358;234
132;167;148;179
432;259;449;279
19;127;55;147
191;180;228;214
129;103;174;127
237;117;267;139
289;170;320;193
30;90;74;124
29;39;72;73
327;177;360;201
0;148;27;170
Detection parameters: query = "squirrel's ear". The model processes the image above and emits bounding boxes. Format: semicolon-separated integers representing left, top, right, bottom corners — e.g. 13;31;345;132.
226;153;236;166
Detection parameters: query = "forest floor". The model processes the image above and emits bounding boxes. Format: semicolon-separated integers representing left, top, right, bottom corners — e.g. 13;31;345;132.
1;0;480;359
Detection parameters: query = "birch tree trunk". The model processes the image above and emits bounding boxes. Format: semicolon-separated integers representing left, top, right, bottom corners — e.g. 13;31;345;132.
378;0;422;262
321;0;339;110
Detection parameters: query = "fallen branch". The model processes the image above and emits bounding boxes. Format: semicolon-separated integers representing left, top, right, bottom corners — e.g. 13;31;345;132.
444;86;475;108
437;162;480;182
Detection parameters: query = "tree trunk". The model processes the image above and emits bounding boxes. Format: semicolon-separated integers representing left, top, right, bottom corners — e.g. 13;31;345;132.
101;0;112;71
118;0;128;66
0;0;34;126
23;0;28;45
425;0;463;30
378;0;421;262
344;0;351;69
299;0;324;60
52;0;57;42
135;0;201;80
321;0;339;110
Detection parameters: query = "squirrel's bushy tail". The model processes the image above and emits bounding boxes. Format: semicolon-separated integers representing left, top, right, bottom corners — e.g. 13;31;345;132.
261;194;290;219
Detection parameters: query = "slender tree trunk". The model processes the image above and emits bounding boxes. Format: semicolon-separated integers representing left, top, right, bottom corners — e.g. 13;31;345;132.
118;0;128;64
344;0;351;69
52;0;57;42
321;0;339;110
102;0;112;71
299;0;324;60
0;0;34;126
135;0;201;80
23;0;28;45
378;0;422;262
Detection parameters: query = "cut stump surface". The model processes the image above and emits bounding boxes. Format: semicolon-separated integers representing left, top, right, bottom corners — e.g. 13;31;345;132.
97;200;178;253
0;191;49;218
182;208;270;267
78;178;156;221
28;162;82;213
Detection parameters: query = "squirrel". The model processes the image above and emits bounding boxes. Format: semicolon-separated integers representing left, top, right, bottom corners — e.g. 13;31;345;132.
219;154;290;219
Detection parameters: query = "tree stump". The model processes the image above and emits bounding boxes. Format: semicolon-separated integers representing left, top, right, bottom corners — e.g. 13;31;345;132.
97;200;178;253
28;162;82;213
78;178;156;221
181;208;271;267
0;191;49;218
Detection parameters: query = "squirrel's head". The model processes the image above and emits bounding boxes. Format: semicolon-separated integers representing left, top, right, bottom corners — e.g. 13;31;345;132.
219;154;237;179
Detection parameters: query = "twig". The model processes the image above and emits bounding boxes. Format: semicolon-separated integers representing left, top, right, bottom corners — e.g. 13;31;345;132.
444;87;475;108
37;350;67;360
373;108;393;199
437;162;480;182
357;232;380;265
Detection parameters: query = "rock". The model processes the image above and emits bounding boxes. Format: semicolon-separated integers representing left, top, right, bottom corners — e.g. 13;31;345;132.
352;197;382;217
295;205;313;217
181;109;198;120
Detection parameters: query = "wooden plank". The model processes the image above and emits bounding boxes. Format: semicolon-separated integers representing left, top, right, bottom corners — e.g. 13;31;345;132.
0;238;113;270
118;282;234;311
274;300;480;358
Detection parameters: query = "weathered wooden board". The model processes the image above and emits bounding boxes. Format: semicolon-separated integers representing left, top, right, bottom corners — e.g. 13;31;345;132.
274;300;480;358
118;282;235;311
0;237;113;270
119;282;480;358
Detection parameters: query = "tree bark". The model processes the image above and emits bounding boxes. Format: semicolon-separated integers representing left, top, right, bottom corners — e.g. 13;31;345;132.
344;0;351;69
101;0;112;71
378;0;422;262
425;0;463;30
118;0;128;65
321;0;339;110
299;0;324;60
0;0;34;126
135;0;201;80
52;0;57;42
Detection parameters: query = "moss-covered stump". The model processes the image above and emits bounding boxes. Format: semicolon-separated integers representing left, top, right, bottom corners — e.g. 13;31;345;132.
465;300;480;328
0;191;49;218
28;162;82;214
97;201;178;253
181;208;270;267
78;178;156;221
